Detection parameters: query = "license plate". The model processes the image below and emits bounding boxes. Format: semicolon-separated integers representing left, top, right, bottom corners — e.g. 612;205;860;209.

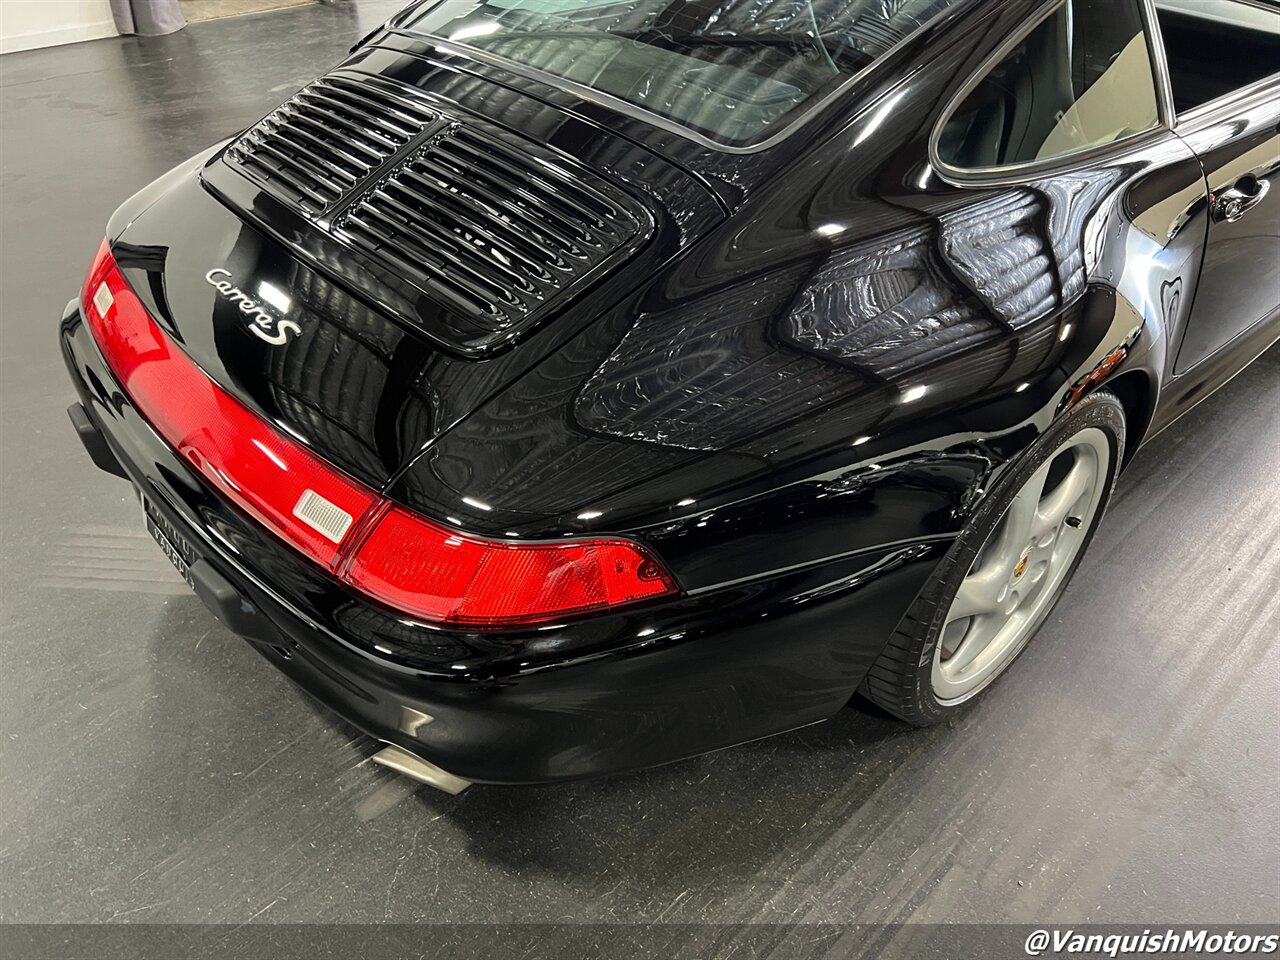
143;498;196;589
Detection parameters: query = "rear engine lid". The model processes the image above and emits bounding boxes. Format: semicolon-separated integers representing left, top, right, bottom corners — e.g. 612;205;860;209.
105;65;721;490
202;69;654;356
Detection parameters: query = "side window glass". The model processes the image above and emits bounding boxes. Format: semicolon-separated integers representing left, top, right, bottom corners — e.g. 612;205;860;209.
1155;0;1280;113
937;0;1160;170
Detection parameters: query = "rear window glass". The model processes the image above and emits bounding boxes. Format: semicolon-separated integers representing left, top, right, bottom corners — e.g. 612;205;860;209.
393;0;961;146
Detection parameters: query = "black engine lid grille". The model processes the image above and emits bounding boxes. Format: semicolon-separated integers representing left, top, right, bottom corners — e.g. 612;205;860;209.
225;75;440;215
336;125;643;333
218;71;649;350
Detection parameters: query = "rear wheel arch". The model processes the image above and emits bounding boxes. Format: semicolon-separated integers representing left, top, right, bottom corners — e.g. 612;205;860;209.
1096;368;1155;466
859;389;1127;724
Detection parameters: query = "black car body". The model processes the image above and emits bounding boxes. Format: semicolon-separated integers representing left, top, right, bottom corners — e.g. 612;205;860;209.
61;0;1280;785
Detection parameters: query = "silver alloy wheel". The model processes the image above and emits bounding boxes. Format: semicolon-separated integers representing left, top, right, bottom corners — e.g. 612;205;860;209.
932;426;1112;703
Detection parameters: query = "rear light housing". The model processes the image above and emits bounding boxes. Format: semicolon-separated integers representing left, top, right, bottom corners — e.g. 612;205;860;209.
80;240;378;569
80;240;678;628
343;507;675;627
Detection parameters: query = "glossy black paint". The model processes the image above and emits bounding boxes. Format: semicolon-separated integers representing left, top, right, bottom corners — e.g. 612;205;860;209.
62;0;1280;782
1171;90;1280;371
63;305;944;782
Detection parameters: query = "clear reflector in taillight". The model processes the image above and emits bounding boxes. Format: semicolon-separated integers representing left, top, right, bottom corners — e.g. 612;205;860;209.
80;240;378;569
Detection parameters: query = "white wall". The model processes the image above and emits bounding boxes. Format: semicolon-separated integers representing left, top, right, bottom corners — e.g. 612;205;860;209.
0;0;119;55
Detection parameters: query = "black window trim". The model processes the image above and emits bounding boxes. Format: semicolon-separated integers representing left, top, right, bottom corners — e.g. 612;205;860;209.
1172;74;1280;139
382;0;981;155
927;0;1177;185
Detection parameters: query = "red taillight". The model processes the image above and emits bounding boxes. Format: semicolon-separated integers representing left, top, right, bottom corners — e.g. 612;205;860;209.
343;507;676;627
81;241;678;626
82;239;380;569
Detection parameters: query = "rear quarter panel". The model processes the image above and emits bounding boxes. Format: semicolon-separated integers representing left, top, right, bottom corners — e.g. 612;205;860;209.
391;0;1209;593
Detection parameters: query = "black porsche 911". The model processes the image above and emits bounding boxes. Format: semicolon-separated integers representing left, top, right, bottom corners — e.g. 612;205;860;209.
62;0;1279;790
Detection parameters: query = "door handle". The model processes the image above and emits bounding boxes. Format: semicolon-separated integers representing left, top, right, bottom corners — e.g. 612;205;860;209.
1212;177;1270;223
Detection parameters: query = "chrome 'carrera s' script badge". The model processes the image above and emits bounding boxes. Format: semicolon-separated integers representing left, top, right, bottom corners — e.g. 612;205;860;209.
205;268;302;345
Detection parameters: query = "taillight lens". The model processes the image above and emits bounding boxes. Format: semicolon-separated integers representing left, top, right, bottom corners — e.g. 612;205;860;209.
344;506;676;627
81;239;378;569
80;241;678;626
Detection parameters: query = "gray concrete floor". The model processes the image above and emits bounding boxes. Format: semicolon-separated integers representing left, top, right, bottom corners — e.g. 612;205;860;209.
1;0;1278;946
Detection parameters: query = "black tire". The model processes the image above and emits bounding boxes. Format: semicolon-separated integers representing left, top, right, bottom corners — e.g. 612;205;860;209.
860;389;1127;725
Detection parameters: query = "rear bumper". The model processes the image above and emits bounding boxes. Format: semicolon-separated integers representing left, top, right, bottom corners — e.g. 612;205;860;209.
61;298;946;784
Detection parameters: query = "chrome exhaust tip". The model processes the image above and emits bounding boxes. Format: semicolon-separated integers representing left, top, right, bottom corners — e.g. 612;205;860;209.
370;744;471;795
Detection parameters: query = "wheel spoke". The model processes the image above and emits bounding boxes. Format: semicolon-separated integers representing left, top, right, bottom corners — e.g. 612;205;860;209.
997;461;1050;556
1034;453;1094;538
945;617;995;674
948;569;1003;621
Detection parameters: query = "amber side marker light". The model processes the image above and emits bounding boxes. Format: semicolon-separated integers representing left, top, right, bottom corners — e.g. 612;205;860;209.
1062;345;1129;410
81;240;678;628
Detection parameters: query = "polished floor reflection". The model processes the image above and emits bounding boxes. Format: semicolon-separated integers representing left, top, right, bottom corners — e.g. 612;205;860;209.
1;0;1277;946
183;0;315;23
